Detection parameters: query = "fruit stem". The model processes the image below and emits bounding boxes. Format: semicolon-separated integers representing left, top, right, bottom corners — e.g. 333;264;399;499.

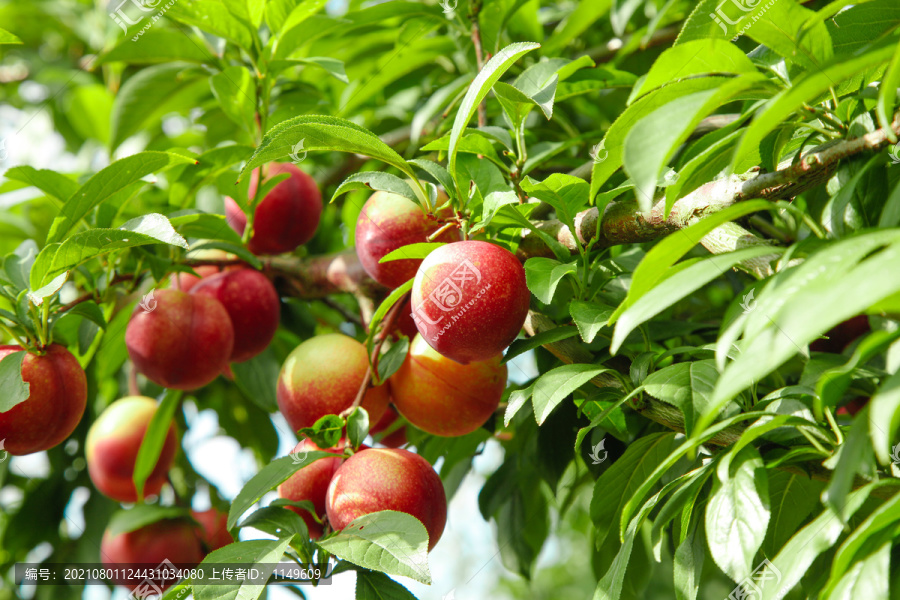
824;406;844;446
346;294;408;414
427;221;458;242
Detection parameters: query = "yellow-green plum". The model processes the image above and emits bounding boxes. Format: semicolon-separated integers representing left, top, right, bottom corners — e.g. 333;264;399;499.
355;190;459;289
0;344;87;456
325;448;447;551
86;396;178;503
276;333;389;432
125;288;234;390
411;240;530;364
389;334;505;436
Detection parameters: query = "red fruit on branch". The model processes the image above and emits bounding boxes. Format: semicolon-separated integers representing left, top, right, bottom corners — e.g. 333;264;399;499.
390;334;505;436
192;508;233;551
355;190;459;289
277;439;347;539
86;396;178;503
245;163;322;255
276;333;389;431
126;288;234;390
410;240;530;364
101;519;204;588
326;448;447;551
0;344;87;456
191;268;280;362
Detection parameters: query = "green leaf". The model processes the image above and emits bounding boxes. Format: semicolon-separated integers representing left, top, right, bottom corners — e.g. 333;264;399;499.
238;506;310;539
675;0;770;44
0;351;29;413
3;167;79;201
106;505;191;537
0;28;22;45
210;66;257;132
869;370;900;465
355;570;419;600
379;243;446;264
876;41;900;139
27;272;68;306
346;407;370;450
96;29;213;65
231;348;280;413
745;0;833;71
297;414;345;450
532;363;610;425
570;300;615;344
316;510;431;584
524;257;577;304
332;173;418;206
544;0;612;54
63;301;108;330
367;281;414;355
503;326;579;364
590;432;677;548
763;471;824;557
408;159;455;195
817;329;900;412
167;213;244;245
110;64;208;150
611;246;783;353
133;391;181;501
824;540;890;600
624;74;769;211
732;44;896;170
448;42;540;177
644;360;718;436
633;39;758;99
46;152;195;243
705;445;769;582
376;337;409;383
167;1;256;50
32;214;189;290
227;452;334;529
504;383;536;426
609;200;773;328
242;115;414;180
192;538;293;600
822;413;875;523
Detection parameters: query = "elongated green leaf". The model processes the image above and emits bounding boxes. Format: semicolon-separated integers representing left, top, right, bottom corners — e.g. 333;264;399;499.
0;351;29;413
644;360;719;436
524;258;577;304
316;511;431;584
822;414;875;522
242;115;413;179
877;42;900;138
763;471;824;557
633;39;757;99
133;391;181;501
332;173;418;205
869;370;900;465
705;445;769;582
448;42;540;177
167;0;256;50
503;326;579;364
570;300;615;344
227;452;333;529
4;167;78;201
745;0;833;71
824;541;890;600
355;570;419;600
193;538;293;600
612;246;783;353
379;243;446;264
32;214;188;289
609;200;773;328
238;505;310;539
106;505;192;537
96;30;213;65
210;65;256;131
46;152;195;243
545;0;612;54
532;363;610;424
0;28;22;45
732;45;895;169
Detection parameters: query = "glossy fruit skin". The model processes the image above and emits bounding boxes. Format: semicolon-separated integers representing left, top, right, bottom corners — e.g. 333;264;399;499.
355;191;459;289
390;334;505;436
101;518;204;588
247;163;322;255
0;344;87;456
191;268;280;362
810;316;870;353
370;405;407;448
276;333;389;432
277;439;345;539
326;448;447;551
837;397;869;417
192;509;233;551
411;240;530;364
173;265;220;293
224;196;248;236
126;288;234;390
392;299;419;340
86;396;178;503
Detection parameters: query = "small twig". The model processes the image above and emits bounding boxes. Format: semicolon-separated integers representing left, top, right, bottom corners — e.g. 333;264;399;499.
320;297;364;327
58;274;136;313
469;0;487;127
